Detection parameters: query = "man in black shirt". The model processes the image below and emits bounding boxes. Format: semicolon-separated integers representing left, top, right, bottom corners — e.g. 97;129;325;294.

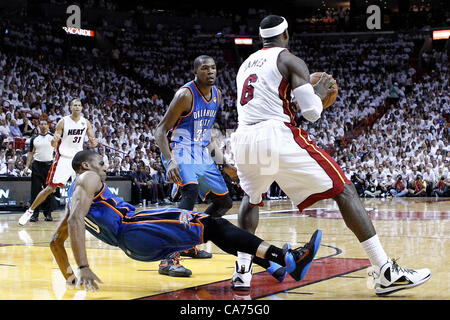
131;161;151;205
24;119;55;222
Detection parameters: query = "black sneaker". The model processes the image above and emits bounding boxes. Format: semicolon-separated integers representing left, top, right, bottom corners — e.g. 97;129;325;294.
29;213;39;222
44;214;53;221
283;229;322;281
179;247;212;259
158;252;192;277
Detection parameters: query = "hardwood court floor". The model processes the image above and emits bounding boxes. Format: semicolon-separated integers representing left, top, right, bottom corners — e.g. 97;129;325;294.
0;197;448;300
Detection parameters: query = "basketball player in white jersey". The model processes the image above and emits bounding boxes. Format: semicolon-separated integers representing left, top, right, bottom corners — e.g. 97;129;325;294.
19;98;97;226
230;15;431;296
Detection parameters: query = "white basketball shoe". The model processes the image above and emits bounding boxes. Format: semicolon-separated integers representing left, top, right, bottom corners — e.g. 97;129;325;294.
372;258;431;296
18;208;34;226
232;261;253;291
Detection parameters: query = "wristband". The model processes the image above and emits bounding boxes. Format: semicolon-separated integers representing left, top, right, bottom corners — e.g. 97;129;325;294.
167;158;174;166
78;265;89;269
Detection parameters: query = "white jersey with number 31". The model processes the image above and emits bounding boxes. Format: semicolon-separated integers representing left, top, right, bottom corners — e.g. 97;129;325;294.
236;47;296;126
58;115;87;158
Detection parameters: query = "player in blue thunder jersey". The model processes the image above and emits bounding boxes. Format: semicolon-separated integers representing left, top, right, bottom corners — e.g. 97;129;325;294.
155;55;234;264
49;150;322;291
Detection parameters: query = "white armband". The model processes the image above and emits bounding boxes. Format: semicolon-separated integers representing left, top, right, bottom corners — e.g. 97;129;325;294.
293;83;323;122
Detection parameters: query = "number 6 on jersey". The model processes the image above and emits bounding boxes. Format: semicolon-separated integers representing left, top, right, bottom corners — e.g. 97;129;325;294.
240;74;258;106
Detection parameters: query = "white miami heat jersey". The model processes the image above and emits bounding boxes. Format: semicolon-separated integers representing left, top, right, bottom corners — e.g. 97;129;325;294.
236;47;296;126
58;115;88;157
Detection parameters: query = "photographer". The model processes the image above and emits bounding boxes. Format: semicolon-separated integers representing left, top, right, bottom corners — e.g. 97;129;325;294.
364;173;381;198
351;169;365;196
408;174;427;197
433;176;450;197
381;174;395;197
390;174;409;197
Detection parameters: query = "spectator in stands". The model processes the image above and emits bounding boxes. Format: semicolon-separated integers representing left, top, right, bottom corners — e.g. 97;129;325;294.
364;173;381;198
120;159;131;172
377;175;390;198
390;174;409;197
0;147;7;171
144;165;157;204
15;158;25;176
19;116;35;137
383;174;395;196
0;158;19;176
97;146;110;170
131;162;152;205
408;174;427;197
8;119;21;137
108;162;121;176
152;164;169;205
422;164;436;196
400;165;411;186
108;157;121;173
433;176;450;197
351;168;365;196
0;119;10;141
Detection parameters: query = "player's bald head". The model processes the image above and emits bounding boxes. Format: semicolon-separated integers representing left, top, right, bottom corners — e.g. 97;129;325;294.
193;55;215;71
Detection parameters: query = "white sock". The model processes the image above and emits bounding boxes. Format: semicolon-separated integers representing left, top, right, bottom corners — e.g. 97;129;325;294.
236;251;253;271
360;234;389;270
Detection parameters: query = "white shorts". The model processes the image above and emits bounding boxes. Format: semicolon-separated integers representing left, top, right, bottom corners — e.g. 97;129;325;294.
231;120;350;212
46;154;76;188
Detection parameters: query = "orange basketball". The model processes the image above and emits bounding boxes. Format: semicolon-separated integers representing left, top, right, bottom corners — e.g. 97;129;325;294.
309;72;338;109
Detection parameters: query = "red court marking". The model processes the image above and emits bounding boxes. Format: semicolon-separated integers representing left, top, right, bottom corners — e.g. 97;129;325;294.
139;257;370;300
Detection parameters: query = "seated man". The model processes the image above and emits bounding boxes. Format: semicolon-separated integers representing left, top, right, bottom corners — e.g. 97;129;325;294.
390;175;409;197
131;162;152;205
408;174;427;197
49;150;322;291
433;176;450;197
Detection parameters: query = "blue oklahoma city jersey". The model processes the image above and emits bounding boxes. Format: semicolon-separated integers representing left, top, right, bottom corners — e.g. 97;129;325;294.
171;81;219;150
67;176;134;247
67;177;207;261
162;80;229;200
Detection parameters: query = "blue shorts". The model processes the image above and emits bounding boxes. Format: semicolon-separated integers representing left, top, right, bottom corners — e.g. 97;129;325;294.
162;146;229;201
117;208;208;262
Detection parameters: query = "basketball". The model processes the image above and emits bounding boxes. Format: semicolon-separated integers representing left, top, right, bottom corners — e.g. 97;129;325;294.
309;72;338;109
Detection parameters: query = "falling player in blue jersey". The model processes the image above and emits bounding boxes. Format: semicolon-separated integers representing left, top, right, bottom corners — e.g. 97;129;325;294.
154;55;234;274
49;150;321;291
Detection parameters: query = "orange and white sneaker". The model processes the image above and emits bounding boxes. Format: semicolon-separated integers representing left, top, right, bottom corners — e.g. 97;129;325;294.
373;258;431;296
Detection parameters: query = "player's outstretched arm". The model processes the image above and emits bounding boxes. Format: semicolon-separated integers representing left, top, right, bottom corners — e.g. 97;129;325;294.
67;172;103;291
154;87;192;185
51;118;64;148
50;204;77;285
86;120;98;148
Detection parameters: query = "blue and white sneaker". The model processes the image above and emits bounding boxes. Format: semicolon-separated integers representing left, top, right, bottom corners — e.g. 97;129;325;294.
266;261;287;282
283;229;322;281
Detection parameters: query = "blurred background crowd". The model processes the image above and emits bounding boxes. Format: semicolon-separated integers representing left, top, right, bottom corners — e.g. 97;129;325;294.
0;0;448;206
